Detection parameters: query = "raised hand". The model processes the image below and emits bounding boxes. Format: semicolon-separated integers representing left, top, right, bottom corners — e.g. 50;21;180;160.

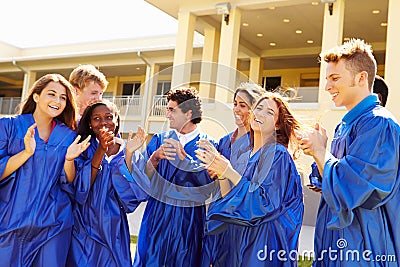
24;123;37;156
295;123;328;157
148;139;184;168
163;138;186;160
197;139;219;178
196;139;218;155
65;135;91;161
126;126;147;155
98;126;115;151
195;145;230;178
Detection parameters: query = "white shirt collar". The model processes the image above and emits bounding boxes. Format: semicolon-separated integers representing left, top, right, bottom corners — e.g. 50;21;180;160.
96;137;125;163
173;127;200;147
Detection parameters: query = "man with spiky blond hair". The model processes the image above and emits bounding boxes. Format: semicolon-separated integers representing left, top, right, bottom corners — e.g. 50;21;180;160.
298;39;400;266
69;64;109;117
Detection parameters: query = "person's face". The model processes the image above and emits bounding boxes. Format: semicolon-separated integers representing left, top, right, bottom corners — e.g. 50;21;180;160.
325;60;361;110
250;99;279;138
89;105;118;137
233;91;252;128
34;82;67;118
76;81;104;114
166;100;191;132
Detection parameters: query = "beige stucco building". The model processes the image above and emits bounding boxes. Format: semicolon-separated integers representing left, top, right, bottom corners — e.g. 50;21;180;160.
1;0;399;228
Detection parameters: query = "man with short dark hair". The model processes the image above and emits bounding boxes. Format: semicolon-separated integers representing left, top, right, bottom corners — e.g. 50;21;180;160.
133;87;217;267
298;39;400;266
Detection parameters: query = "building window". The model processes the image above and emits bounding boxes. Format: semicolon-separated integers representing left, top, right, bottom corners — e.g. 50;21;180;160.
122;82;141;96
262;76;282;91
156;81;171;95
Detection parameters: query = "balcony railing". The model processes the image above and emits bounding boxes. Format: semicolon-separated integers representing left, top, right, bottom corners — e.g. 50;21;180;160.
151;95;168;117
104;96;143;116
0;97;21;115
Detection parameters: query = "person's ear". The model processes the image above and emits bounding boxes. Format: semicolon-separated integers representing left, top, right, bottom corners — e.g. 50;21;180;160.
358;71;368;87
33;93;39;103
185;110;193;121
74;87;81;95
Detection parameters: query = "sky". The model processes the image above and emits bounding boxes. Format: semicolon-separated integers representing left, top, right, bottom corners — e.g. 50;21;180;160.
0;0;179;48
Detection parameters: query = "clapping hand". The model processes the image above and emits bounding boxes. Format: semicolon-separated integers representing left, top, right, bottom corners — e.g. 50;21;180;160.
195;139;230;178
24;123;37;156
65;135;91;161
98;126;115;151
126;126;147;155
163;138;186;160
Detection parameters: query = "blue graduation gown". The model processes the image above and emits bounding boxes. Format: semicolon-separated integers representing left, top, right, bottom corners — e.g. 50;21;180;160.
206;144;304;267
0;114;76;266
311;95;400;267
201;131;252;267
67;138;148;267
133;130;217;267
218;131;251;176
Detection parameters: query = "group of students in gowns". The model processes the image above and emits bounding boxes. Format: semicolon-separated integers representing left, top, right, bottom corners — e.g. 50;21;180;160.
1;38;400;267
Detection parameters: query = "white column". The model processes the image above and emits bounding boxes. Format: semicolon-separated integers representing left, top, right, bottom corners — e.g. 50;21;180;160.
318;0;345;111
171;12;196;89
384;0;400;119
199;27;220;100
21;71;37;100
215;7;241;103
141;64;160;132
249;57;263;85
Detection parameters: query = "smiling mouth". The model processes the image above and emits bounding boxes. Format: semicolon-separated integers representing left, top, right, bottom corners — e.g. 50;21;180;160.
49;105;60;110
254;118;263;124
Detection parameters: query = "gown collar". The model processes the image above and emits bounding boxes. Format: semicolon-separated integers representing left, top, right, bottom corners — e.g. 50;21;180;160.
342;94;379;125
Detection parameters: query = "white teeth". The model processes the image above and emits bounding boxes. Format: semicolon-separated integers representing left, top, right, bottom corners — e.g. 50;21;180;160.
49;105;59;110
255;118;263;124
332;93;338;97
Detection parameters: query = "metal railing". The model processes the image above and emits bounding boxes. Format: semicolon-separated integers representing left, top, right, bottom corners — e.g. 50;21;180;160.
104;96;143;116
0;97;21;115
151;95;168;117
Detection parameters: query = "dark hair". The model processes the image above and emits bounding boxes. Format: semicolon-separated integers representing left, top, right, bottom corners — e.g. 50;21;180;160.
166;87;202;124
373;75;388;107
234;82;266;107
321;38;377;91
20;74;77;130
77;99;120;140
251;92;302;158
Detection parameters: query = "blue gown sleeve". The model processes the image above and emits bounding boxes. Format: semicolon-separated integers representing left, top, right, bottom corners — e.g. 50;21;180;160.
71;155;92;205
309;162;322;189
111;151;149;213
322;116;400;229
144;134;160;162
0;118;12;179
208;148;301;227
58;165;76;196
0;117;16;203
